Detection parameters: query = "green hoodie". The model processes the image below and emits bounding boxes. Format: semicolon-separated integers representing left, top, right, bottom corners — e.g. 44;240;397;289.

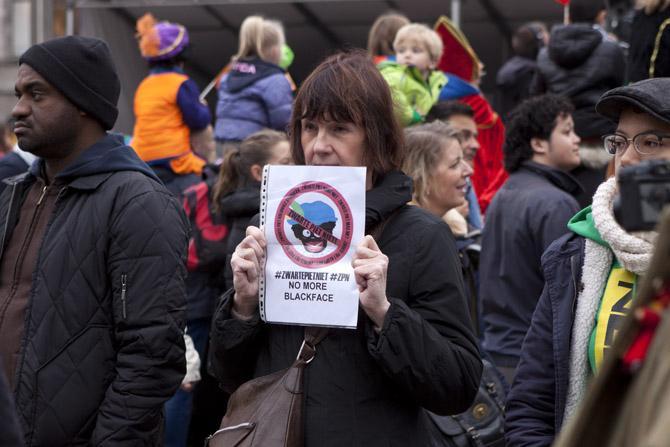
567;205;608;247
568;206;637;374
378;61;446;126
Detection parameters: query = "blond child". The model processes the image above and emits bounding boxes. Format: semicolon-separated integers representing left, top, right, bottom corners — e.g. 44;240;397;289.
214;16;293;143
379;23;447;125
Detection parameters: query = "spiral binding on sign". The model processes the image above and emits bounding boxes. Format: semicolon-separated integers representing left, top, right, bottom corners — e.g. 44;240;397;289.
258;165;270;321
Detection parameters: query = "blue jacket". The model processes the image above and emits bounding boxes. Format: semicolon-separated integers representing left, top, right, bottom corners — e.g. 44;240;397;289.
214;58;293;141
505;233;584;447
479;162;581;367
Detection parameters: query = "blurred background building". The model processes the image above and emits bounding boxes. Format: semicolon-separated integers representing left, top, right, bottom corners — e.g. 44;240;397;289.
0;0;635;135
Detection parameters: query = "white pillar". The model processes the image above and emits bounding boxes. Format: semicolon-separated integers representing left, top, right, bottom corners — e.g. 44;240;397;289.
451;0;461;28
33;0;45;43
66;0;74;35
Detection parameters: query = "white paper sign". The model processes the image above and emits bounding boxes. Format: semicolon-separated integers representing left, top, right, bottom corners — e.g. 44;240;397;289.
259;165;366;328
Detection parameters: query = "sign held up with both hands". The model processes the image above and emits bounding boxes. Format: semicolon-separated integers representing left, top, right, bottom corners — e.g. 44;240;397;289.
259;165;366;329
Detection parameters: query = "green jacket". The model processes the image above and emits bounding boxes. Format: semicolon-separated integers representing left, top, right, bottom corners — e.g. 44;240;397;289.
379;61;447;126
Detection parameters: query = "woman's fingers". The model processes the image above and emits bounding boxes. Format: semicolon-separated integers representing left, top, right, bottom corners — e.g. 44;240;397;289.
361;234;381;251
353;235;384;260
238;234;265;261
354;274;367;292
237;246;261;262
246;225;266;248
355;245;379;260
232;256;258;281
352;256;388;269
353;262;385;281
352;240;388;268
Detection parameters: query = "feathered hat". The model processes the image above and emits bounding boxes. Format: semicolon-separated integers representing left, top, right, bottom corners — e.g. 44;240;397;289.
136;13;189;61
434;15;482;83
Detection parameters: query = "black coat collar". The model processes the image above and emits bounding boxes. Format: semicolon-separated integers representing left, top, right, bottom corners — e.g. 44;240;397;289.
365;171;413;232
520;161;583;196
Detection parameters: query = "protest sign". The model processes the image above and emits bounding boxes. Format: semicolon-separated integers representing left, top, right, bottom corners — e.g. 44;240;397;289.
259;165;365;328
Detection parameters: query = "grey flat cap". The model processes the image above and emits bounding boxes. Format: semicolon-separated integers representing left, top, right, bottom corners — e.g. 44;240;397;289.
596;78;670;126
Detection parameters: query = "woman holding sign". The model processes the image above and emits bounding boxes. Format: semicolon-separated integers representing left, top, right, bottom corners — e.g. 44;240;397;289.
209;51;482;446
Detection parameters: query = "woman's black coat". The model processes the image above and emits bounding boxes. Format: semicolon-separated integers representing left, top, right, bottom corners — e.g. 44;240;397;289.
209;171;482;446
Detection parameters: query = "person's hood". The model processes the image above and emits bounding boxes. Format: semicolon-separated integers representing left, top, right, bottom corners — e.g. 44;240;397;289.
31;133;158;183
225;57;285;93
438;73;479;101
568;205;608;247
548;24;602;69
219;183;261;217
496;56;536;86
365;170;413;230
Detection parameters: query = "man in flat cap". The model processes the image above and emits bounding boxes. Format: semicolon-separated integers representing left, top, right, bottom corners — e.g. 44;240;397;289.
505;77;670;446
0;35;188;445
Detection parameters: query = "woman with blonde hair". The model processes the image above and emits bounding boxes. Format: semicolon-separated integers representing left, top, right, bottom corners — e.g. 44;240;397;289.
214;16;293;143
629;0;670;81
403;121;473;221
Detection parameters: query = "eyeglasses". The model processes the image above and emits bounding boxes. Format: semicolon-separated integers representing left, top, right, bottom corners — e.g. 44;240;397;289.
602;132;670;156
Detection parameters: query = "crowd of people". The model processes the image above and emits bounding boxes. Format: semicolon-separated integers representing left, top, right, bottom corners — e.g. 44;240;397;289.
1;0;670;446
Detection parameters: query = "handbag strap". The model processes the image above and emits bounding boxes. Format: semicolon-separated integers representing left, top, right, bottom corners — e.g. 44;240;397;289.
296;327;330;364
451;414;486;447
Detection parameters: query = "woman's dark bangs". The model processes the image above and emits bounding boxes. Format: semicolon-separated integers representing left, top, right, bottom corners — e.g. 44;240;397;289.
298;61;363;125
300;94;360;126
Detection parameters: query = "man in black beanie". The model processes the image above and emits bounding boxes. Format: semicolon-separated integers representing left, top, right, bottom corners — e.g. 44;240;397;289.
1;35;188;445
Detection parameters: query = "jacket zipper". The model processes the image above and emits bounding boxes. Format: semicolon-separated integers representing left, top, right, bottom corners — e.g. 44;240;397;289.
9;185;48;292
36;185;47;205
0;184;48;328
121;274;128;319
570;254;580;315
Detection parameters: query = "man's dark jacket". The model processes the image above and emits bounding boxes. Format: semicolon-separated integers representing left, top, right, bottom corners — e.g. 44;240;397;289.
209;171;483;446
505;233;584;447
480;162;581;369
0;362;23;446
531;24;625;139
0;151;30;195
2;134;188;446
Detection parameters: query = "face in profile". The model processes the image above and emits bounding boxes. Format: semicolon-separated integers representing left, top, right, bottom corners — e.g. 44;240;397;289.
425;139;473;215
12;64;81;158
540;113;581;172
447;114;480;167
267;140;292;165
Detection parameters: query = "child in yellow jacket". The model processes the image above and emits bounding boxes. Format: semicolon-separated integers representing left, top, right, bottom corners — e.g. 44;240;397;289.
379;23;447;126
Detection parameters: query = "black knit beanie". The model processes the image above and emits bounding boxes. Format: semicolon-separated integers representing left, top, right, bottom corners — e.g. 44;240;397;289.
19;36;120;130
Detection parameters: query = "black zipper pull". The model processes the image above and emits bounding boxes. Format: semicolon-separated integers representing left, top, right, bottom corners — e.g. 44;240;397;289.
121;274;128;319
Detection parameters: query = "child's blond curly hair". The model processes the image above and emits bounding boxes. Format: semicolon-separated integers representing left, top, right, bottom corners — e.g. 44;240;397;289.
393;23;444;64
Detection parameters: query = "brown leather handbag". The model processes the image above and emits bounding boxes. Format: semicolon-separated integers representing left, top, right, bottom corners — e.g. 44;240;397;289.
205;327;328;447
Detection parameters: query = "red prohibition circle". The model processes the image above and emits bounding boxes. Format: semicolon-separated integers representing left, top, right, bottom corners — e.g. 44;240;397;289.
274;181;354;268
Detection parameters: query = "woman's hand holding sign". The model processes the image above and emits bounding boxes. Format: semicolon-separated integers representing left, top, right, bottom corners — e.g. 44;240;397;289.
352;235;390;330
231;226;266;319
